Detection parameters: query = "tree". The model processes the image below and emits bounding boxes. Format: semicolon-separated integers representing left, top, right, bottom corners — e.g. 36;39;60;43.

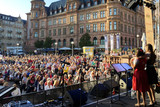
79;33;93;48
43;37;53;48
34;40;44;48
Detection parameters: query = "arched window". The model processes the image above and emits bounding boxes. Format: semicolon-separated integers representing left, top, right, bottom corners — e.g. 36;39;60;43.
125;37;127;45
69;4;72;10
93;37;97;46
73;3;76;9
58;39;61;47
121;37;123;45
53;40;56;46
63;39;66;47
100;36;105;45
129;38;131;46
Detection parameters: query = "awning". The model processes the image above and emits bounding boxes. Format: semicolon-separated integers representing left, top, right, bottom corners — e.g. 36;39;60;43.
59;47;71;50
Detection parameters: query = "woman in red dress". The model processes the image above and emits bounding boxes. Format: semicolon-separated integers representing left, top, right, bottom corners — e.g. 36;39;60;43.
132;49;150;107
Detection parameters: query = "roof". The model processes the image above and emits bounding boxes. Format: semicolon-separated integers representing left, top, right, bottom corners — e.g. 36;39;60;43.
0;13;27;25
31;0;44;2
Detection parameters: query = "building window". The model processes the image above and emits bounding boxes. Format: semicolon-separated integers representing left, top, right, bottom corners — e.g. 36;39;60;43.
100;23;105;32
86;24;90;32
121;24;123;32
58;29;61;35
55;11;57;14
41;30;44;37
63;39;66;46
129;38;131;46
81;4;84;8
132;38;134;46
70;26;74;34
100;37;105;45
109;21;112;30
63;28;66;35
59;9;62;13
58;39;61;47
93;37;97;45
88;3;90;7
132;27;134;34
125;25;127;32
93;12;97;19
53;19;56;25
53;29;56;36
125;37;127;45
114;8;117;15
49;30;52;36
48;20;52;26
80;15;84;21
41;21;44;27
73;3;76;9
109;8;112;16
93;24;97;32
102;0;105;4
70;16;74;22
35;22;38;28
128;26;131;34
58;19;61;24
63;18;66;24
34;32;38;38
69;4;72;10
64;8;66;12
86;13;91;20
128;15;130;21
114;21;117;30
94;1;97;5
100;11;105;18
35;12;38;18
80;25;84;34
125;13;127;20
121;37;123;45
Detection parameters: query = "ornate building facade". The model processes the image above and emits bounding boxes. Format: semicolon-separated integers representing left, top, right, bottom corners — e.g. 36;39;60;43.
26;0;145;51
0;14;26;53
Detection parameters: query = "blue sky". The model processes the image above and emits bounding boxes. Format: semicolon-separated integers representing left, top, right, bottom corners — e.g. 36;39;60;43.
0;0;58;20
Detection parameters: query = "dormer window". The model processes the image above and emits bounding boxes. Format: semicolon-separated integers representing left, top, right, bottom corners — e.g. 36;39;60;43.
73;3;76;9
64;8;66;12
88;3;90;7
69;4;72;10
102;0;105;4
59;9;62;13
94;1;97;5
55;11;57;14
50;11;52;15
35;4;39;8
81;4;84;8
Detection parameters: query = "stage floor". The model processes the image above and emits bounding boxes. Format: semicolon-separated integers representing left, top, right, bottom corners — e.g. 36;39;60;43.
83;91;160;107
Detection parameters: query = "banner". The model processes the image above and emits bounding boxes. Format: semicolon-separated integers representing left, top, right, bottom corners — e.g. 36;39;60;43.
144;6;154;48
116;34;120;49
110;34;114;51
104;35;108;54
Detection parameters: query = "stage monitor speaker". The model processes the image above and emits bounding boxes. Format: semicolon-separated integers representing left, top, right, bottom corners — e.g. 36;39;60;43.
119;77;132;90
90;84;109;98
64;89;88;106
103;79;119;90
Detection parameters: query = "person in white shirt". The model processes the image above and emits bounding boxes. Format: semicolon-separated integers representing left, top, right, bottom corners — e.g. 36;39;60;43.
45;80;53;90
11;84;21;96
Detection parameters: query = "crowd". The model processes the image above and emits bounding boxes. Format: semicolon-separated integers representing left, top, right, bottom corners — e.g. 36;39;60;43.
0;54;111;95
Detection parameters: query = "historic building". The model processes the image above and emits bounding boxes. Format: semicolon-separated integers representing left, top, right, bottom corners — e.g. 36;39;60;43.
0;14;26;53
26;0;145;51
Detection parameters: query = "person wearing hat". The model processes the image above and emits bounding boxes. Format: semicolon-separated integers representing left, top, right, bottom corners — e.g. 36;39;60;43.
11;84;21;96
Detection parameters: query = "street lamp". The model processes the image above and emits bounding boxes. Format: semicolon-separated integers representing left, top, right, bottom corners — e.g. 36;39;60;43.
16;43;19;56
71;41;74;56
137;35;139;48
55;42;57;55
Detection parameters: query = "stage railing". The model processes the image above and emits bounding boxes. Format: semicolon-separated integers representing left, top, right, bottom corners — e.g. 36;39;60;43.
1;78;110;105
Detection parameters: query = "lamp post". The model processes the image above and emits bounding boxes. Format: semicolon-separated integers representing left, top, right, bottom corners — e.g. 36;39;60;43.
137;34;139;48
16;43;19;56
55;42;57;55
71;41;74;56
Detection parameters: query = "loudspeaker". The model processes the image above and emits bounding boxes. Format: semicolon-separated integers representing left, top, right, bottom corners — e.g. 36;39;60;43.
90;84;109;98
64;89;88;106
119;77;132;89
103;79;119;90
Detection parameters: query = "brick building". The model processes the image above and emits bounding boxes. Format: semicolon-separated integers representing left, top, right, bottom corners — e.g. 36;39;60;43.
26;0;145;51
0;14;26;53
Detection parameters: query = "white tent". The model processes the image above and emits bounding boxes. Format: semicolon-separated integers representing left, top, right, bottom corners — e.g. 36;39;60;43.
59;47;71;50
74;48;82;50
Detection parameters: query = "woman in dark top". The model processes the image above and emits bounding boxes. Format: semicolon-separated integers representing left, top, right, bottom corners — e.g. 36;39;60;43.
145;44;158;105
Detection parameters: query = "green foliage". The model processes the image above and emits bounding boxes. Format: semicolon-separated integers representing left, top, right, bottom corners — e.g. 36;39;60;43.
43;37;53;48
34;40;44;48
79;33;93;48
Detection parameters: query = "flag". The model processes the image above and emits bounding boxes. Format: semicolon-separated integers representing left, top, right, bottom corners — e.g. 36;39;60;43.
104;35;108;54
110;34;114;51
116;34;120;49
